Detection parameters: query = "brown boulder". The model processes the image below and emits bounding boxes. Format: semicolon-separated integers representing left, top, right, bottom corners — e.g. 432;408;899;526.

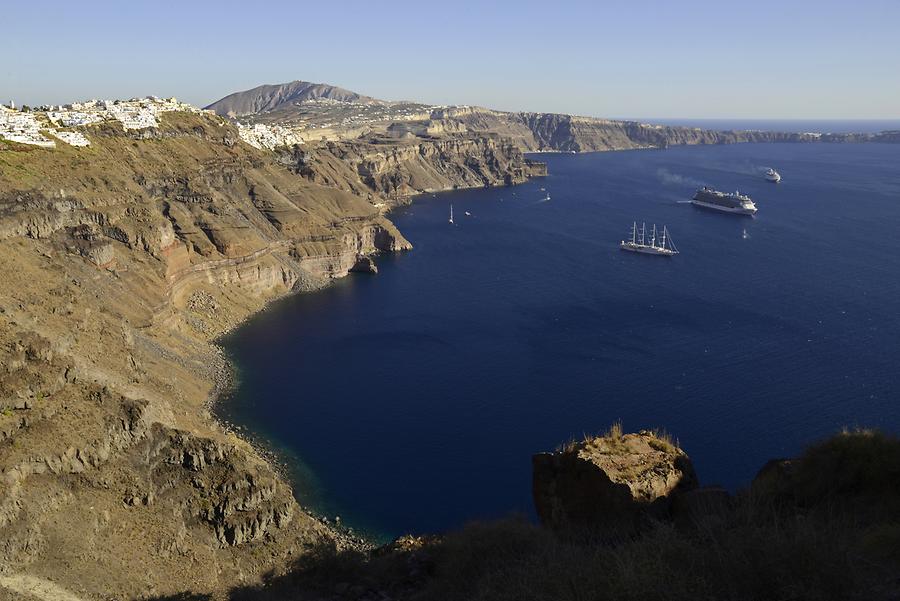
533;429;698;531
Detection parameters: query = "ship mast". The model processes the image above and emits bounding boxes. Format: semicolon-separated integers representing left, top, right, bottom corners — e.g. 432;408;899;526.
666;226;678;253
631;221;637;244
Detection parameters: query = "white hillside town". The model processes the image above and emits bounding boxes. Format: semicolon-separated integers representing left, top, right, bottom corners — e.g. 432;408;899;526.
235;122;306;150
5;94;476;151
53;131;91;147
0;105;57;147
1;96;214;149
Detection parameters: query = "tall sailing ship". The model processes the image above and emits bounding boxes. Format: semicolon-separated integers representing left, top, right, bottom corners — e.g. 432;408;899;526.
691;187;758;215
620;222;678;256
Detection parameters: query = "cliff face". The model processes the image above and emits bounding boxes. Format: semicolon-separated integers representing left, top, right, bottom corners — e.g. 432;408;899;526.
0;111;544;598
280;134;546;203
450;110;830;152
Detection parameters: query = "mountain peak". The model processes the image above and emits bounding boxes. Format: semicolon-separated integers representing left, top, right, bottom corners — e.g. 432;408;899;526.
205;80;379;118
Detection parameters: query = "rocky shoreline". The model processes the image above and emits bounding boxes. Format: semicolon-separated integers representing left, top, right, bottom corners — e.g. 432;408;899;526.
0;109;547;599
207;339;375;550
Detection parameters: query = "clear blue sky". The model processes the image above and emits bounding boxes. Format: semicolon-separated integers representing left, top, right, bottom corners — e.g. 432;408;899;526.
3;0;898;119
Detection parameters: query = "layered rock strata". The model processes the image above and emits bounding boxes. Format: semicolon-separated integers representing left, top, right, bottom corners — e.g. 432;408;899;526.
280;134;546;204
0;111;540;598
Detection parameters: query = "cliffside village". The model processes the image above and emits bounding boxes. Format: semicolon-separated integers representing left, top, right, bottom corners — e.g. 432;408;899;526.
0;97;211;149
1;94;489;152
0;94;377;152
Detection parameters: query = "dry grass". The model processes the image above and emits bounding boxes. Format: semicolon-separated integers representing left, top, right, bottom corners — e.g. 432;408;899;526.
419;511;880;601
646;428;678;454
557;422;626;453
556;421;623;453
606;420;624;441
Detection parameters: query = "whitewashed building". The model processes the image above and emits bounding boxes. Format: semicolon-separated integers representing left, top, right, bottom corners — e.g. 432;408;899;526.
53;131;91;147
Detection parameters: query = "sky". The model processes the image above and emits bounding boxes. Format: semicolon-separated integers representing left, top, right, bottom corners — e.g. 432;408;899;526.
2;0;899;119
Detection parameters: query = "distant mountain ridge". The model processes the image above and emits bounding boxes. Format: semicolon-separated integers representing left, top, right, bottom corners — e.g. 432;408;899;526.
205;80;380;117
207;80;900;152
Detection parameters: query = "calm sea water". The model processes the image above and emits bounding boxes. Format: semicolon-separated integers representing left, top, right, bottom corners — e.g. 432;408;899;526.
219;141;900;541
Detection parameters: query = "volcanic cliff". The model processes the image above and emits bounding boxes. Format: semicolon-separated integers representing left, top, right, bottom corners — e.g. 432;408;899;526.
0;111;541;598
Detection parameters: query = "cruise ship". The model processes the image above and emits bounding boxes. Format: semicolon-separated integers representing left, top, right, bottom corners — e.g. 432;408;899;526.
691;187;758;215
765;168;781;183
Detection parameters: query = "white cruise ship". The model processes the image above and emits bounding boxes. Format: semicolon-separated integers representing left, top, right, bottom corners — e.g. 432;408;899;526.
692;187;758;215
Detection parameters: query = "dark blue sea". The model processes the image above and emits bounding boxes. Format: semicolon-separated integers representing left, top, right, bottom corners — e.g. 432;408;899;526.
218;141;900;541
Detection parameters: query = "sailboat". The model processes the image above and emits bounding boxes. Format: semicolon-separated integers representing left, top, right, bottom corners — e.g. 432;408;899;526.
449;204;454;224
620;222;678;256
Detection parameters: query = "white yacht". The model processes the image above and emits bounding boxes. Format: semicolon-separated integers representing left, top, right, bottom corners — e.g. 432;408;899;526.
765;168;781;183
620;222;678;256
449;204;454;224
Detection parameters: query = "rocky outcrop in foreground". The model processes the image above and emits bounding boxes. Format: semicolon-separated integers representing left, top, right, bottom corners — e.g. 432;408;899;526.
532;429;698;531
